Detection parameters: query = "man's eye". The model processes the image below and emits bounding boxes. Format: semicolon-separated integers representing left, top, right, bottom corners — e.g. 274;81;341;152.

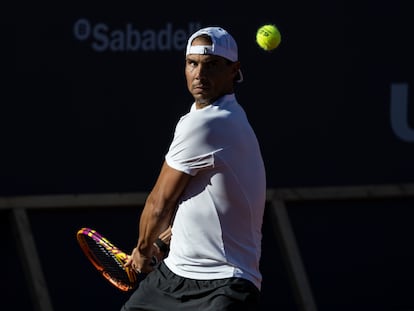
208;61;220;68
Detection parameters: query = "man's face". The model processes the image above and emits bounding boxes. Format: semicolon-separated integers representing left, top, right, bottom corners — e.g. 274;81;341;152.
185;36;239;107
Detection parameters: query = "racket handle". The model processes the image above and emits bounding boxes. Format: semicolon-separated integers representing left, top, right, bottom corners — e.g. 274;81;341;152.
151;255;158;266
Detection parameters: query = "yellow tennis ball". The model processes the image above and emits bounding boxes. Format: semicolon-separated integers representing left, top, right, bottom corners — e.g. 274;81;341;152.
256;24;281;51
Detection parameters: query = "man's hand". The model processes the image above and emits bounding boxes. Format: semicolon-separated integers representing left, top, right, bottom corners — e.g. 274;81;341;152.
125;226;171;273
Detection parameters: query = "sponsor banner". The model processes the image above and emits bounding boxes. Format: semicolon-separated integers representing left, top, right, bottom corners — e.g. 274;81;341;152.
3;2;414;195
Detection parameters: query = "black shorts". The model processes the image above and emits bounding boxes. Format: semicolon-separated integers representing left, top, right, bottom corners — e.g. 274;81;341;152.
120;261;261;311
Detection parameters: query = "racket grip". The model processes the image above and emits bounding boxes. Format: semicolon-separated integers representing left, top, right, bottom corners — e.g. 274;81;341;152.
151;255;158;266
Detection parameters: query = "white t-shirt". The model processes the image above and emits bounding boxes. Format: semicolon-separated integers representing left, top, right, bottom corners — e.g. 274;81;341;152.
164;94;266;290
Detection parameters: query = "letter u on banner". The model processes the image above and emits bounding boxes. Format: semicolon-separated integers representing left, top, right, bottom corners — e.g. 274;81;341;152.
390;83;414;142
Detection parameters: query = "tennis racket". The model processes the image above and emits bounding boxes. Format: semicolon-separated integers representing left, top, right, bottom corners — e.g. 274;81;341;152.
76;227;151;292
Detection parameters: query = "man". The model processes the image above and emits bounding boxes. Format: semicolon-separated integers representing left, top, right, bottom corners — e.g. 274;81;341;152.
121;26;266;311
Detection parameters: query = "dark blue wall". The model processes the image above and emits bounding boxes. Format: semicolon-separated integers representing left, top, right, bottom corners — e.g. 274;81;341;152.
3;1;413;196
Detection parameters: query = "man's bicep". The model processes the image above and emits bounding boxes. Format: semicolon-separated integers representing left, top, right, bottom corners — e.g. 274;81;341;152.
154;161;192;204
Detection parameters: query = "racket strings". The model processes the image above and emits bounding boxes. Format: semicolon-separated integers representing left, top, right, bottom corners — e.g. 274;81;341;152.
84;237;130;285
77;229;140;292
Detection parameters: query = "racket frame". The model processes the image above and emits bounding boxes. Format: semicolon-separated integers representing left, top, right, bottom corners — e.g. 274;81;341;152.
76;227;137;292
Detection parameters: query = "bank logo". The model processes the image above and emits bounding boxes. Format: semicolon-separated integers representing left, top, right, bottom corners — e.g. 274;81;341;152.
73;19;201;52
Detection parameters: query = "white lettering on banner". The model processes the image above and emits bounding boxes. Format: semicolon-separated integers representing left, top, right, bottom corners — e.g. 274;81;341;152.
390;83;414;142
73;19;201;52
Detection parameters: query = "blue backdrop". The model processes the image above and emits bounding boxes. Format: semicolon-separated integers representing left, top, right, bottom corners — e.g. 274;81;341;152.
3;1;413;196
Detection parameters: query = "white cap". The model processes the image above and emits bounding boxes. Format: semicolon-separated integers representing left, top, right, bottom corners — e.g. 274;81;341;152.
186;27;243;83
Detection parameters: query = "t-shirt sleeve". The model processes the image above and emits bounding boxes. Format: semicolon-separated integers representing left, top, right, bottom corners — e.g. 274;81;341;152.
166;151;216;176
165;113;222;176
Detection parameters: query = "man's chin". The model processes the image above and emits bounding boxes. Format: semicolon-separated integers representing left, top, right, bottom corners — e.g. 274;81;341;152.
193;93;208;102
